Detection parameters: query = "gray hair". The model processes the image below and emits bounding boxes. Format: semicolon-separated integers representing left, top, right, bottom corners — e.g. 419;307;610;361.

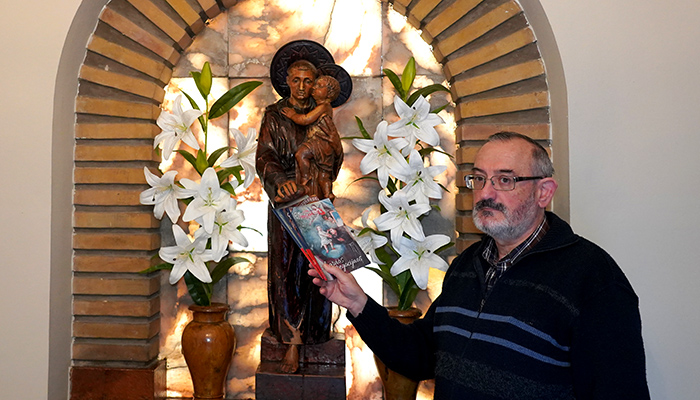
486;131;554;177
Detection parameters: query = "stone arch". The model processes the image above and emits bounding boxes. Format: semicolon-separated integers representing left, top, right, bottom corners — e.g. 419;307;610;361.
69;0;562;397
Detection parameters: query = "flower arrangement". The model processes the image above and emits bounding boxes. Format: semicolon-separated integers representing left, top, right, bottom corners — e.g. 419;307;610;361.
139;62;262;306
352;58;454;311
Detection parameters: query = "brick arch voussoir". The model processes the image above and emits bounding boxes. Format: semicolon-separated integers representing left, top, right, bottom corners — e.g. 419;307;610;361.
71;0;232;369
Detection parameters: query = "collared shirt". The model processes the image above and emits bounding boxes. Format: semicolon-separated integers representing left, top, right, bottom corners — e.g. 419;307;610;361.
482;216;550;293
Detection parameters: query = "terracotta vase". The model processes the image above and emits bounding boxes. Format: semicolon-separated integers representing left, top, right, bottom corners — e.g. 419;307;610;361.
181;303;236;400
374;306;423;400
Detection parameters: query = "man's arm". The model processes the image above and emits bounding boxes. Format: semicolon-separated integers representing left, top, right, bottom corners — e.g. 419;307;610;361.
309;264;436;380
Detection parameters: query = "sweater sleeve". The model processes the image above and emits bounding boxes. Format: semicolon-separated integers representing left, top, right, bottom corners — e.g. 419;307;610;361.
570;282;650;399
348;296;437;381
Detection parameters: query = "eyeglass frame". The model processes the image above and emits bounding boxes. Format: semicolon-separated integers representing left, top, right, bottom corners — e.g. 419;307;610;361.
464;173;546;191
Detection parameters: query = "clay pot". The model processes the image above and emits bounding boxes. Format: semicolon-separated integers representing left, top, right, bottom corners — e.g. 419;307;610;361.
374;306;422;400
181;303;236;400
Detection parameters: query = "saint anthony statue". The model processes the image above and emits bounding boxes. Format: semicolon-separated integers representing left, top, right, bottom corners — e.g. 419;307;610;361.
255;40;352;373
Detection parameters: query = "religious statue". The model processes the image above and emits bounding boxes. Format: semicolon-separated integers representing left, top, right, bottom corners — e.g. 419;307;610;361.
255;40;352;373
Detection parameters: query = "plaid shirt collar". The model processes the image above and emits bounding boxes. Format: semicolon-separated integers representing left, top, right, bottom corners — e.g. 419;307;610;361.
482;215;550;291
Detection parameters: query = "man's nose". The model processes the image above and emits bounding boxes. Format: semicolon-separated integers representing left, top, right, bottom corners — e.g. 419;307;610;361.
477;178;498;200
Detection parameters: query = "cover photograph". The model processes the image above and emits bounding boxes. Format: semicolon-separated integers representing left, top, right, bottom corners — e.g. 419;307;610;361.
289;198;369;274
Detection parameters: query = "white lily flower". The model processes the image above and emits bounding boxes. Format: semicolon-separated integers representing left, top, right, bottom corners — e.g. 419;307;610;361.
181;167;231;234
139;167;194;222
354;207;388;264
159;225;214;285
154;94;203;161
352;121;412;188
388;95;444;155
211;198;248;262
391;234;451;289
219;127;258;188
373;190;431;245
403;149;447;204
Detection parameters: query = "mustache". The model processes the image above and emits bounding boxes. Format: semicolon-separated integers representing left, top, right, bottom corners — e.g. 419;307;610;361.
474;199;506;213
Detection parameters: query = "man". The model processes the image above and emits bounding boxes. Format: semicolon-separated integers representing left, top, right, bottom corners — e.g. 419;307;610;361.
256;60;338;373
311;132;650;398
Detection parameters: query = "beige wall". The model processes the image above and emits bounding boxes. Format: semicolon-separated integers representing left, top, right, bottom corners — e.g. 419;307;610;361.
1;0;698;398
538;1;700;399
0;0;99;398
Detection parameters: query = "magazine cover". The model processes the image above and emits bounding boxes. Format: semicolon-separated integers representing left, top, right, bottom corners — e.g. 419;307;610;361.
272;196;331;280
289;198;369;274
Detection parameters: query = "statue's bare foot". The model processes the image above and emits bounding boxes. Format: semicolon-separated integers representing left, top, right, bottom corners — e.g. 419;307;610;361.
279;344;300;374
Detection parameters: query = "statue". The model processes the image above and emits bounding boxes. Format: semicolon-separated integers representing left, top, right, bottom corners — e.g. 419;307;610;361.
255;40;352;373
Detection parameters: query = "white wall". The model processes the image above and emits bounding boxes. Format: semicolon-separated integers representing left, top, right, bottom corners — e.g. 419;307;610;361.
0;0;698;398
538;1;700;399
0;0;98;398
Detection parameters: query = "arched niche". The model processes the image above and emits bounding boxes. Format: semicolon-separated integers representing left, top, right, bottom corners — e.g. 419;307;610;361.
66;0;565;397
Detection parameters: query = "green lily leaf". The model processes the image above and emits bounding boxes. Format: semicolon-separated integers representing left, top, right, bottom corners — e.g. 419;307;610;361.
220;182;237;196
386;177;398;194
181;90;201;111
398;282;421;311
176;149;198;170
418;146;454;159
434;241;455;254
366;266;400;296
401;57;416;96
350;176;379;185
209;81;262;120
181;89;208;135
195;149;209;175
139;262;173;274
191;61;212;101
431;104;449;114
217;167;244;192
406;83;450;106
355;116;372;139
358;226;381;236
210;256;250;284
184;270;212;306
240;225;263;237
208;146;232;167
382;68;406;100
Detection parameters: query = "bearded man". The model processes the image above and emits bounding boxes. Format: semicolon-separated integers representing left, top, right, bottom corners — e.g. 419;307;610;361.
310;132;650;399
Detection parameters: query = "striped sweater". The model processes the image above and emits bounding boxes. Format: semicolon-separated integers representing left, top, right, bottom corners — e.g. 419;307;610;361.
349;212;650;399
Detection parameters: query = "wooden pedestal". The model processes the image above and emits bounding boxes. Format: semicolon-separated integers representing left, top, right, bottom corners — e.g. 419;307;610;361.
255;329;346;400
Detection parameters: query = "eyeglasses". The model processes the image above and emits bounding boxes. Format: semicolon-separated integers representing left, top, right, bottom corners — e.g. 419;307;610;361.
465;174;545;191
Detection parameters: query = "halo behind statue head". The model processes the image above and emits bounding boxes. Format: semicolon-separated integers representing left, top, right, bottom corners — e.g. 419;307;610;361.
270;40;352;108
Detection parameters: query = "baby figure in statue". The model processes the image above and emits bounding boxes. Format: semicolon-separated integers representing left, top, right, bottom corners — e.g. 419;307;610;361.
281;75;343;201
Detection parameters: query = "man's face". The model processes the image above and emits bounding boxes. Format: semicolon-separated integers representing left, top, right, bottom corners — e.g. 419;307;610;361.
471;139;543;243
286;67;316;103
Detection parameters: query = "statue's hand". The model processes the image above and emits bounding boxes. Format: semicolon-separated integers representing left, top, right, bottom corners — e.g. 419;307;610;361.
280;107;294;118
274;180;300;203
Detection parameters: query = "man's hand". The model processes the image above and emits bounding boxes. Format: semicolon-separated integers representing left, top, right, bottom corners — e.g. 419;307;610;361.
309;263;368;317
274;180;299;203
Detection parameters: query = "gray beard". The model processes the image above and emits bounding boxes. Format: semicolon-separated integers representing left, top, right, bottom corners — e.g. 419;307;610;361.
473;194;539;243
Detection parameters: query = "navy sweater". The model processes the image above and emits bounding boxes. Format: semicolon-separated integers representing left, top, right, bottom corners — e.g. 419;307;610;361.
350;212;650;399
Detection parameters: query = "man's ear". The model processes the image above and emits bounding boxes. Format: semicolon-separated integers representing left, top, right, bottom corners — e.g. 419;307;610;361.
536;178;558;209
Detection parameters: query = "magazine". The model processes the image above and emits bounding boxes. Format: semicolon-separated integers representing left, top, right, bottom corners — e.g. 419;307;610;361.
289;198;369;274
271;196;328;280
272;196;369;280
